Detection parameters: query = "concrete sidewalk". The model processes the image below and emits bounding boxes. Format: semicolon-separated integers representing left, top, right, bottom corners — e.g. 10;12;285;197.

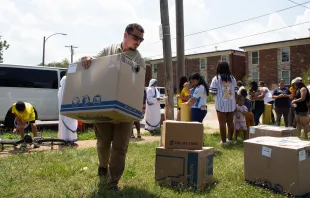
140;103;219;129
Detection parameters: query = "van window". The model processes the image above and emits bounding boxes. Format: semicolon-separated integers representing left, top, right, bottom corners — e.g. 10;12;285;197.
0;67;58;89
60;70;67;79
159;88;165;94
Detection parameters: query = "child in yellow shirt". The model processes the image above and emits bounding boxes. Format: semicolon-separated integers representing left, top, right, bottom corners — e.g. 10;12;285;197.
12;101;38;139
176;76;190;121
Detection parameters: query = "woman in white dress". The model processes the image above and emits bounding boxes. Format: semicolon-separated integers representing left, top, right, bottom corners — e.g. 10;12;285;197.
58;76;78;143
145;79;161;134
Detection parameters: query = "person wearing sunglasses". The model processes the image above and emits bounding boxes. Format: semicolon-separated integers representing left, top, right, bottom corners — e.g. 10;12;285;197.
81;23;145;192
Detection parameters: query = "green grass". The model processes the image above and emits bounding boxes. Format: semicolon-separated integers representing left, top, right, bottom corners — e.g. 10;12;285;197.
0;130;97;140
0;133;285;198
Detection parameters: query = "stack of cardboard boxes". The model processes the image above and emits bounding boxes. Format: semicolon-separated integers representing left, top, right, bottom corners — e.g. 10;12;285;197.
249;125;297;139
155;120;214;190
245;125;310;196
244;136;310;196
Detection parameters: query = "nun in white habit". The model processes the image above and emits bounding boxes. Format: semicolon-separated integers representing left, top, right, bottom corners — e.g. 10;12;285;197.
58;76;78;143
145;79;161;133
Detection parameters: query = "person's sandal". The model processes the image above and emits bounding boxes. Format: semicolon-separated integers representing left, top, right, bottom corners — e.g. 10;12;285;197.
131;135;135;138
137;135;141;139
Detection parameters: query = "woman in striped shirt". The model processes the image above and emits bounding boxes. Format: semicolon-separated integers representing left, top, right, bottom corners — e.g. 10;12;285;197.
210;61;238;146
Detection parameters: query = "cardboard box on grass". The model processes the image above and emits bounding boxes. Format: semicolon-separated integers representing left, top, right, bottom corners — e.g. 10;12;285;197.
244;136;310;196
249;125;296;139
161;120;204;150
155;147;214;190
60;54;145;123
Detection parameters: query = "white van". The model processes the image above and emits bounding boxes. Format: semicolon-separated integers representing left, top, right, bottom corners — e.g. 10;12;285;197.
145;86;166;108
0;64;66;129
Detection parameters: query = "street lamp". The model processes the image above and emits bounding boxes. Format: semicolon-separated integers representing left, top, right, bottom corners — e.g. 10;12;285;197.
42;33;67;66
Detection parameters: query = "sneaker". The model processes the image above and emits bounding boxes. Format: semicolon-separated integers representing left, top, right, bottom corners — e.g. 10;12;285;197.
219;141;230;146
98;166;107;177
226;138;233;143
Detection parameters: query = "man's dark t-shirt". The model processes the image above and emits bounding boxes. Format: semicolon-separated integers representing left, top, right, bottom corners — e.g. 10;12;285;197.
272;88;291;108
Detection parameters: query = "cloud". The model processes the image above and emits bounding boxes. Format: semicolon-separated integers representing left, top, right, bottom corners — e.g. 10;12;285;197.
1;0;310;65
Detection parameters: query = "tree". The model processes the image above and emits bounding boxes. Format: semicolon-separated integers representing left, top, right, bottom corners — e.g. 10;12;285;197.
144;57;152;61
0;36;9;63
38;59;70;68
302;68;310;86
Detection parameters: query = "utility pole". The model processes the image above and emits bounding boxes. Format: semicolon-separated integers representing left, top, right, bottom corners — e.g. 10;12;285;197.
176;0;185;95
160;0;174;120
65;45;78;63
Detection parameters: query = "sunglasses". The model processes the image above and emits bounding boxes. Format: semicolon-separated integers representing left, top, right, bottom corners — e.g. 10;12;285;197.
128;32;144;42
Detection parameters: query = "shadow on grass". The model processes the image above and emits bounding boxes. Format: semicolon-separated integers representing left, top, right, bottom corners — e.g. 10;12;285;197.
129;137;147;143
157;179;219;195
143;129;161;137
90;185;159;198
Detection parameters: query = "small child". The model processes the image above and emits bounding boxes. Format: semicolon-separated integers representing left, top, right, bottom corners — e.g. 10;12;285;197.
234;95;248;144
240;89;255;134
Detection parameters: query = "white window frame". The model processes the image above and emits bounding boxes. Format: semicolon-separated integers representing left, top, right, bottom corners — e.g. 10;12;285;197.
221;55;229;62
281;47;290;63
281;70;290;85
251;51;259;65
200;58;206;69
252;71;259;82
153;64;158;73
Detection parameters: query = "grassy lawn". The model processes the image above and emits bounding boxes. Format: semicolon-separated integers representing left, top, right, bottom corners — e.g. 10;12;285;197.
0;130;97;141
0;133;284;198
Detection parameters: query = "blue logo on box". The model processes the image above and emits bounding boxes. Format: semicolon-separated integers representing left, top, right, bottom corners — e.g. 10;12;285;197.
82;95;91;106
93;95;102;105
72;97;80;106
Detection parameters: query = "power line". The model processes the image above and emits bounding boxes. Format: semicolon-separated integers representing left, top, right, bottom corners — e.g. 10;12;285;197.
148;21;310;58
147;0;310;44
288;0;310;9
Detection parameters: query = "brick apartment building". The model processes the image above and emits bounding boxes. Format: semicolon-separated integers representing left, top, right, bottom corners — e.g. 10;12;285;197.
148;49;246;90
240;37;310;86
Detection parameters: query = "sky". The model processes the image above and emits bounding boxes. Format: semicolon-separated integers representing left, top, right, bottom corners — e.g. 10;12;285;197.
1;0;310;65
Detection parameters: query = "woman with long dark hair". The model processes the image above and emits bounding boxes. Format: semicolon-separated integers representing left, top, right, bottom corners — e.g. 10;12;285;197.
210;61;237;146
176;76;190;121
185;73;209;123
292;77;309;139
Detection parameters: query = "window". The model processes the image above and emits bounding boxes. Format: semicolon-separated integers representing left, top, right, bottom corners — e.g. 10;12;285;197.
0;67;58;89
200;58;206;69
251;51;259;65
159;88;165;94
153;64;158;73
60;70;66;79
252;71;259;82
281;70;290;85
221;55;229;62
281;47;290;62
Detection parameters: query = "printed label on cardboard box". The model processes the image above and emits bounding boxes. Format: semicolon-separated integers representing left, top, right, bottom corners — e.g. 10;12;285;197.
299;150;306;161
68;63;77;74
249;127;255;134
169;140;199;147
262;146;272;157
